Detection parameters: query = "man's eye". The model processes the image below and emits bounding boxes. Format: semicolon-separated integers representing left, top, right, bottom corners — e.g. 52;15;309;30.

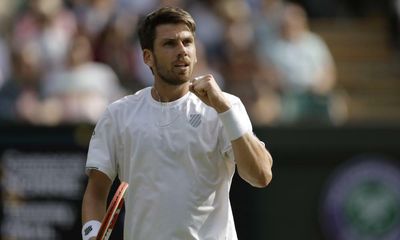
164;41;175;47
183;40;193;46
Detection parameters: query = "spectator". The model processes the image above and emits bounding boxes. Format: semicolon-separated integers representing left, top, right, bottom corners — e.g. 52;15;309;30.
219;0;281;125
43;33;125;124
93;17;139;92
187;0;226;66
12;0;77;71
259;3;340;124
254;0;286;56
74;0;117;40
0;44;50;124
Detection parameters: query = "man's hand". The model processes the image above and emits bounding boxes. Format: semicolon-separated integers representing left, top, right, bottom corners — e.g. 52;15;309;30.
189;74;231;113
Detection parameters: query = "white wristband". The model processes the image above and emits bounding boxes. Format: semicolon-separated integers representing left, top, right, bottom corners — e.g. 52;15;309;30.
82;220;101;240
218;107;251;141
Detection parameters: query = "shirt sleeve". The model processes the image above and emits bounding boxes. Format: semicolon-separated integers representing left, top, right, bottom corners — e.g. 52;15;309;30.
85;108;118;181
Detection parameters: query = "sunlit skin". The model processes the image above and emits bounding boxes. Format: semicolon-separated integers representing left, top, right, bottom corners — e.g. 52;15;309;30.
143;23;197;102
152;24;196;85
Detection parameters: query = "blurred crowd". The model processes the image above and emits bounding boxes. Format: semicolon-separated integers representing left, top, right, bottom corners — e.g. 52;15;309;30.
0;0;345;126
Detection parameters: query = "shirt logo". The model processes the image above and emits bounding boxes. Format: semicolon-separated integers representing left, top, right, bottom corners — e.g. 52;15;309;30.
189;114;201;128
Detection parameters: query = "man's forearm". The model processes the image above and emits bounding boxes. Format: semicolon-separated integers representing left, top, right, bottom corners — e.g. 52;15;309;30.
232;133;273;188
81;170;113;239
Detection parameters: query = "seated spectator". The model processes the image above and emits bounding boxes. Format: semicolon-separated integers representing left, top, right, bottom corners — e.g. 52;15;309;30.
93;17;139;92
12;0;77;71
187;0;226;67
254;0;286;55
73;0;117;40
43;33;126;124
259;3;344;124
0;44;48;124
219;0;281;125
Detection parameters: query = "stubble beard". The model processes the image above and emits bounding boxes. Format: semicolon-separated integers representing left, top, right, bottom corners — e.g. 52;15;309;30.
153;56;192;86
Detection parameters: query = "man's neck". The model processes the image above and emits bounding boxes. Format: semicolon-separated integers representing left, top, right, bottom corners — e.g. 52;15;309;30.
151;83;189;102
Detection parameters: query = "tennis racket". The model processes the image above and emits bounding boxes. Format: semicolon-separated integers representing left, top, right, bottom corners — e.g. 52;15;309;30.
96;181;129;240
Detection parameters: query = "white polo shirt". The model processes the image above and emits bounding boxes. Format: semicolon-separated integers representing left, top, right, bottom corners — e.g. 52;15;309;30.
86;87;252;240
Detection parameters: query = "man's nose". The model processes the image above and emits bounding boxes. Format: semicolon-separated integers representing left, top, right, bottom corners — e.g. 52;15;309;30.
177;41;188;56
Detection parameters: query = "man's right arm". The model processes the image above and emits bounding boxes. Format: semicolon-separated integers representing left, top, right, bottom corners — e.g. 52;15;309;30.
82;170;113;240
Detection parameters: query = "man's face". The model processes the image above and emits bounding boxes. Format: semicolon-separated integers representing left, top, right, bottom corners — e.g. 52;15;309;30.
144;23;197;85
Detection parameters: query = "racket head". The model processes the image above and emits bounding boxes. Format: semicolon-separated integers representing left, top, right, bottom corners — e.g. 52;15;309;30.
96;181;129;240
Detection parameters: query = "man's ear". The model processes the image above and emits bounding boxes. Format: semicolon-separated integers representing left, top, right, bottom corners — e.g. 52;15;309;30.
143;49;154;68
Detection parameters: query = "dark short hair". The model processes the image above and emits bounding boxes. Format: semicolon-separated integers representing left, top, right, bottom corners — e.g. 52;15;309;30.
138;7;196;51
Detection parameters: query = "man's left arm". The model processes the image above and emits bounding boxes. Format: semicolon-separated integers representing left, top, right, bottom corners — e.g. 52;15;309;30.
230;133;273;187
190;74;273;188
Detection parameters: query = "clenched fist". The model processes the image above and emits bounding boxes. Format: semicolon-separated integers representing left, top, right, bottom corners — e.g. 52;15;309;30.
189;74;231;113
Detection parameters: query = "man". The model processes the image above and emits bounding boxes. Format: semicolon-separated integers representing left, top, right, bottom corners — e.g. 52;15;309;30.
81;7;273;240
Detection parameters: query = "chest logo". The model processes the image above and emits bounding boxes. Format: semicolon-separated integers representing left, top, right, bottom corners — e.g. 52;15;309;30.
189;114;202;128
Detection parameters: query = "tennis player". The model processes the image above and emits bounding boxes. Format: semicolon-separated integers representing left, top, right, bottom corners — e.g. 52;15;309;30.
81;6;273;240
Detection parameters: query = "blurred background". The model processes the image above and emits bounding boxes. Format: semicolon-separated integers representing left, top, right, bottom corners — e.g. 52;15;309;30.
0;0;399;239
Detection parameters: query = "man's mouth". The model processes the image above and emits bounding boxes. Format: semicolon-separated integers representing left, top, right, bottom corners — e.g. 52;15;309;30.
174;62;190;72
174;63;189;68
